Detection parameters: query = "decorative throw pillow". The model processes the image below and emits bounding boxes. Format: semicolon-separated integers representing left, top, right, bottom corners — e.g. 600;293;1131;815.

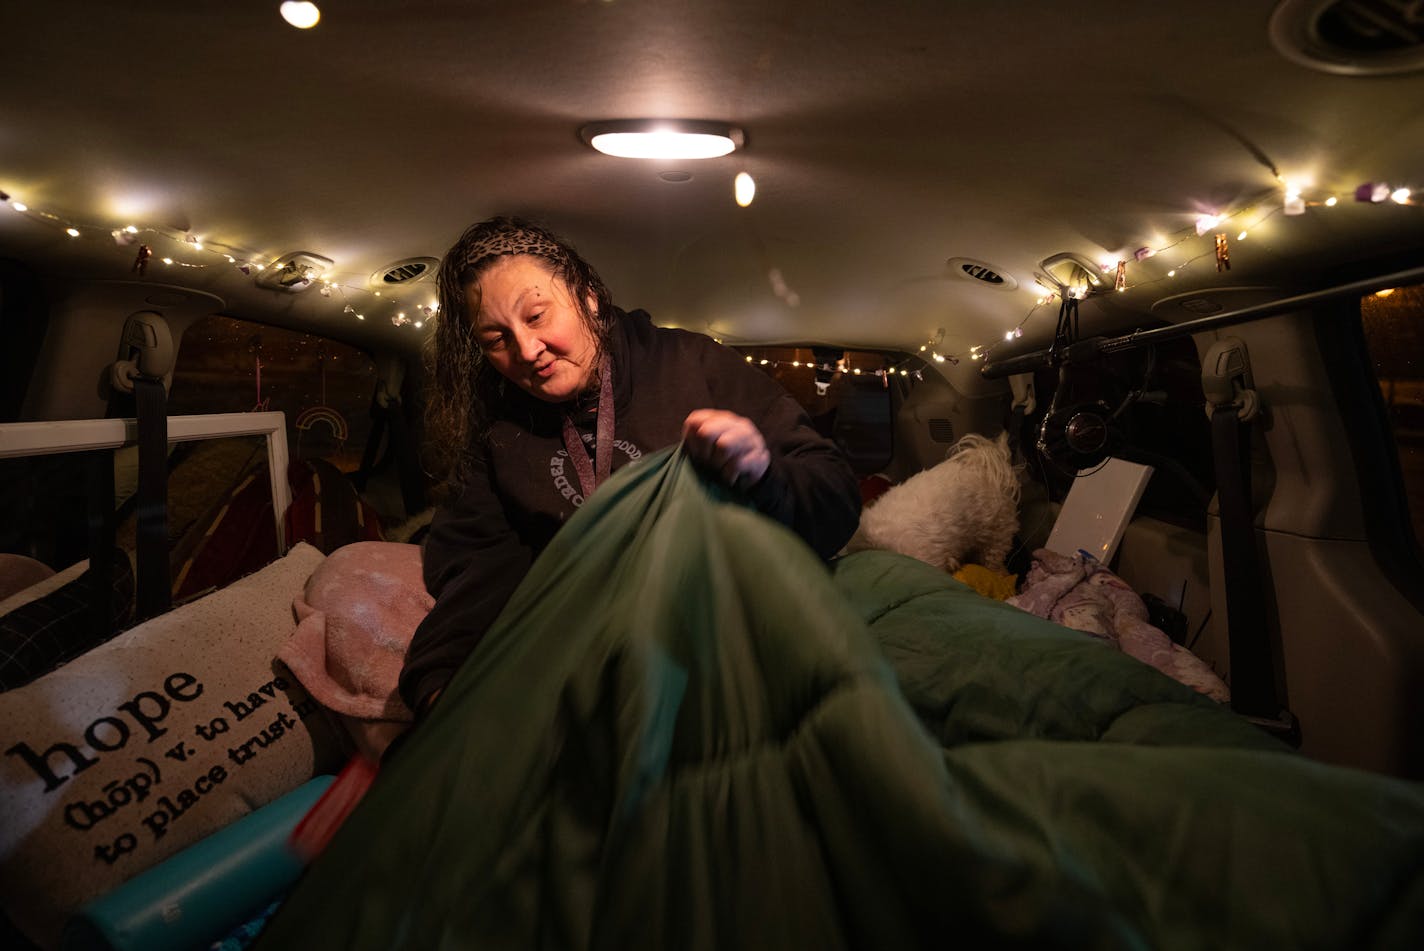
0;542;345;947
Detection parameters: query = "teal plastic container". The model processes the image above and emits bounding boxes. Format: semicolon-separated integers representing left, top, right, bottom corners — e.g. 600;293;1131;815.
64;775;334;951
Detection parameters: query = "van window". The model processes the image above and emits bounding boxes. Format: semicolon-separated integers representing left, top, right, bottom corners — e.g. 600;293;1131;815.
169;316;377;471
735;346;895;475
1360;283;1424;545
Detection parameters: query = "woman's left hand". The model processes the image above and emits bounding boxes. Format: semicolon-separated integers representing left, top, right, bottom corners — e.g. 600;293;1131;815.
682;409;771;489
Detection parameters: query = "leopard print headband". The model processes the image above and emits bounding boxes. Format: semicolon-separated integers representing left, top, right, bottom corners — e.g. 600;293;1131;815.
461;224;570;274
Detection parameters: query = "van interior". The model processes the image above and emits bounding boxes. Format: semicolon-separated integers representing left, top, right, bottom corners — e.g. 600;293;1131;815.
2;2;1423;948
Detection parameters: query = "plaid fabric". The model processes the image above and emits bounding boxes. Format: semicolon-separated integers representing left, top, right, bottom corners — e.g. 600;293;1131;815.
0;550;134;691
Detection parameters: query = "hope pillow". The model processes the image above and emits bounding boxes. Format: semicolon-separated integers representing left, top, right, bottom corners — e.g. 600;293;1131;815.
0;542;345;948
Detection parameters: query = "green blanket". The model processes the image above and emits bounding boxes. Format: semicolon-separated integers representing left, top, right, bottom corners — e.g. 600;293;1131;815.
258;448;1424;950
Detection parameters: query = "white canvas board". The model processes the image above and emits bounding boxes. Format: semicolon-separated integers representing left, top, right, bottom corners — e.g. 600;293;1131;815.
1045;457;1155;564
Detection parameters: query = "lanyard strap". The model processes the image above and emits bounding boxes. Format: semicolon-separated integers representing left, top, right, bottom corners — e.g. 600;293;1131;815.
561;351;614;499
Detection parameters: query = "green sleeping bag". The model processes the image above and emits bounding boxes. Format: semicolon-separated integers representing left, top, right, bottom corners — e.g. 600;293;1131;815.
257;447;1424;950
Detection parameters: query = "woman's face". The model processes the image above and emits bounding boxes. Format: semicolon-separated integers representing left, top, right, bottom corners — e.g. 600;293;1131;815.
469;255;598;403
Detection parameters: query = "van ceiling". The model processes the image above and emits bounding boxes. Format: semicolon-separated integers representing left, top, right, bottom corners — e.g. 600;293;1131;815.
2;1;1423;360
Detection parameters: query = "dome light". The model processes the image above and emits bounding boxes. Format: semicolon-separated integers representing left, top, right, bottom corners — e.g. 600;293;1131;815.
280;2;321;29
581;120;744;160
734;171;756;206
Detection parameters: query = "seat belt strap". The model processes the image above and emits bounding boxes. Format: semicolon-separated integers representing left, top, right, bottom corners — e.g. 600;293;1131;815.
133;376;170;621
85;449;117;639
1210;406;1277;716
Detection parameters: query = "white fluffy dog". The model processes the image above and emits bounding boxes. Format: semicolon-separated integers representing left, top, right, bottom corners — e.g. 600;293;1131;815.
843;432;1020;573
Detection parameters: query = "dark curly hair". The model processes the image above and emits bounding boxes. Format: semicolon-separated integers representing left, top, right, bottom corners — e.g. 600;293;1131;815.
425;216;615;486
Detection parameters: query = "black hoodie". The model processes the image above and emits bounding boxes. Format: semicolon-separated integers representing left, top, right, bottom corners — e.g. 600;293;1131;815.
398;309;861;712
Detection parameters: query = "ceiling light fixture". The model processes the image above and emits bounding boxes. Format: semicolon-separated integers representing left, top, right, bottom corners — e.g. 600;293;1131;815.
581;120;744;160
734;171;756;206
280;2;321;29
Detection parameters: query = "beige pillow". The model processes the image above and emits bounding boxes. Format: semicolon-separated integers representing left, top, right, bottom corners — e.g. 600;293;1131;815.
0;542;345;948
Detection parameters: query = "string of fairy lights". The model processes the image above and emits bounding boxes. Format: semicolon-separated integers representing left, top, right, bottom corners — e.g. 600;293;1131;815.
912;174;1418;374
2;171;1416;359
0;189;436;330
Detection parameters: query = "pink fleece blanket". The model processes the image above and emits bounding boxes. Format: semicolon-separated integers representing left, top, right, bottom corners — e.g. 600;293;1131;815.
278;541;433;760
1008;548;1230;703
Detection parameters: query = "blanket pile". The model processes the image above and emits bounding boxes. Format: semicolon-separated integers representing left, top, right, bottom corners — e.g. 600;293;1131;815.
1009;547;1229;702
256;448;1424;951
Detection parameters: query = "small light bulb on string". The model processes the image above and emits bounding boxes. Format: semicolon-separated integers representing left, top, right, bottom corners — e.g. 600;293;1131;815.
745;355;753;363
933;352;946;362
162;257;174;265
760;358;769;365
1356;182;1391;203
1325;196;1338;207
1391;187;1412;204
12;202;28;212
356;313;365;320
66;227;79;237
1195;214;1221;236
1237;230;1248;241
414;321;424;329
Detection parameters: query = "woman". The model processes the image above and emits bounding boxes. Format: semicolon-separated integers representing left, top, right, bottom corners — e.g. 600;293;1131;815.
398;217;861;716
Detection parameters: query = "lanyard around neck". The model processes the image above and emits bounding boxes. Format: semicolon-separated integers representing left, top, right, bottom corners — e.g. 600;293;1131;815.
561;351;614;500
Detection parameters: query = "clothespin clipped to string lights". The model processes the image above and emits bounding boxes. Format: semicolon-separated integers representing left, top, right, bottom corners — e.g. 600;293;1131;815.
1214;233;1231;272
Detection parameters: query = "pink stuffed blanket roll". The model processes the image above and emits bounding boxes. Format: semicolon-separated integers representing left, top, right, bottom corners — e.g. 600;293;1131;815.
278;542;433;759
1008;547;1230;703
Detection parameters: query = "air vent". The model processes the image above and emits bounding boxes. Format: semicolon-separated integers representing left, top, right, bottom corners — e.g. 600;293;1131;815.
371;257;439;288
1179;297;1225;315
946;257;1018;291
1270;0;1424;75
928;418;955;443
963;264;1004;284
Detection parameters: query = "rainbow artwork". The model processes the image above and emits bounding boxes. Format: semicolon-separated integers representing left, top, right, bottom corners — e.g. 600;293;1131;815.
295;406;349;447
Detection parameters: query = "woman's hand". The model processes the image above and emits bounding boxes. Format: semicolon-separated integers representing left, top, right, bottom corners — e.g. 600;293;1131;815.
682;409;771;489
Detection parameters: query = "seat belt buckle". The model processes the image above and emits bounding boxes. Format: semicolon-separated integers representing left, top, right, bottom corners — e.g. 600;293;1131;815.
1244;709;1301;748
